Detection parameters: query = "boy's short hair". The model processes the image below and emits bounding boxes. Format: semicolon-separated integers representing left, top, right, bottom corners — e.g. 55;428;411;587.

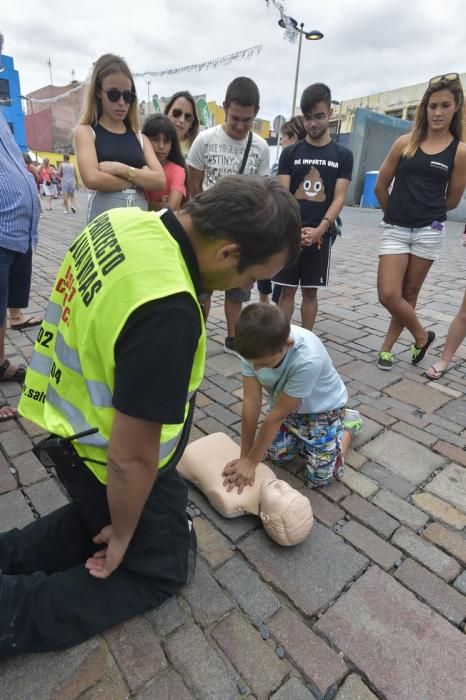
300;82;331;114
224;77;260;110
235;303;290;359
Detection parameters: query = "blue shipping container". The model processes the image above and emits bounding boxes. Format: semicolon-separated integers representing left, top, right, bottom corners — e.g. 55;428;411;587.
361;170;380;208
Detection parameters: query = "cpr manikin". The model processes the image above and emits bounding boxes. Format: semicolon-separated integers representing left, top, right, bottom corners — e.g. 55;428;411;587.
177;433;313;546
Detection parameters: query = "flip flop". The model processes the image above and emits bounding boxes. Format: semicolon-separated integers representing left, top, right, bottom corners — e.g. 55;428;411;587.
424;363;448;380
0;401;18;422
9;315;42;331
0;359;26;383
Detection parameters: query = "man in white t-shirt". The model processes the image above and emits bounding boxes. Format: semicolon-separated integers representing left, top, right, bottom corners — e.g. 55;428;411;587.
187;77;270;355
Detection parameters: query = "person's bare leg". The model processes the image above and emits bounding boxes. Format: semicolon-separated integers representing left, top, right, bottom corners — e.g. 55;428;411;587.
341;430;352;458
63;192;69;212
429;289;466;374
47;195;52;210
70;192;76;212
225;297;242;338
259;293;270;304
0;320;20;419
278;286;296;321
378;254;430;350
301;287;318;331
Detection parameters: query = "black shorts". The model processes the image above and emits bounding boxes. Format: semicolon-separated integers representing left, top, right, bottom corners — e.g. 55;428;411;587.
274;232;332;288
0;246;33;325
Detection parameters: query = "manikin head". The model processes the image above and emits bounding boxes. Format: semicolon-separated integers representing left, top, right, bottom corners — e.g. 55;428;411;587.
259;479;313;546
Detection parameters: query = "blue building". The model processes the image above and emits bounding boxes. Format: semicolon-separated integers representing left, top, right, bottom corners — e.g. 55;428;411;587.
0;53;27;151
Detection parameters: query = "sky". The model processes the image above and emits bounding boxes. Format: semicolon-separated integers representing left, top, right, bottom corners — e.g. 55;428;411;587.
1;0;465;122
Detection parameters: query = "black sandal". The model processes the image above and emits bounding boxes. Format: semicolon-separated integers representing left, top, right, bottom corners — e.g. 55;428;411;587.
0;358;26;383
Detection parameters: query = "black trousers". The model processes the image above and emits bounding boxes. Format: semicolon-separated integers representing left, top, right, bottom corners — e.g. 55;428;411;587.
0;456;191;657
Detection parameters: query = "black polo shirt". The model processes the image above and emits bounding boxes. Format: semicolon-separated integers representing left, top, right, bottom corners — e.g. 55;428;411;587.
113;209;203;424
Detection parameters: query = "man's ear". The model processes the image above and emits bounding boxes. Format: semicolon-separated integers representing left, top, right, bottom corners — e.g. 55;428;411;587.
216;242;241;263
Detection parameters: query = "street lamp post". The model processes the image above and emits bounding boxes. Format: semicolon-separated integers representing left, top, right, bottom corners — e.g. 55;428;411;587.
278;17;324;117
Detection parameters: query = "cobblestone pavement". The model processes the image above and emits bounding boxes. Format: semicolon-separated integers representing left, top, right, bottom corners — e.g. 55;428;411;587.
1;193;465;699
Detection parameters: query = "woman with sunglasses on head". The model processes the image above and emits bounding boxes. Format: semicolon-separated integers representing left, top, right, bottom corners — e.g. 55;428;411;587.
75;54;165;223
164;91;200;157
375;73;466;371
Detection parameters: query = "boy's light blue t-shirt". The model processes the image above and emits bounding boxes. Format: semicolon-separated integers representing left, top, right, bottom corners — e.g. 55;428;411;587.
241;325;348;414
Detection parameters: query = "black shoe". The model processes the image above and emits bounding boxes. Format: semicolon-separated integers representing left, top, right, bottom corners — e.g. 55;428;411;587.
223;336;240;357
410;330;435;365
377;351;393;370
71;207;76;213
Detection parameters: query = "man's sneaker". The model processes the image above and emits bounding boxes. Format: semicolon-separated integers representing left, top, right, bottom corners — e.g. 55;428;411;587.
223;336;240;357
343;409;363;438
377;351;393;370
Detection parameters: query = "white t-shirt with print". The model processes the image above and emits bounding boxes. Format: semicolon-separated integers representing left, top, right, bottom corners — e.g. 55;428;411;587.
187;124;270;190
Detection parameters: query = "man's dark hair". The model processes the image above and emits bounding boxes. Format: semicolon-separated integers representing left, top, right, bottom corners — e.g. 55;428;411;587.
183;176;301;272
235;303;290;359
300;82;331;114
224;77;260;110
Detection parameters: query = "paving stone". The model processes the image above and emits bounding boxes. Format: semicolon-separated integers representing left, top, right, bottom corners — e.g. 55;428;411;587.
164;625;239;700
187;486;259;542
214;554;281;624
305;490;344;527
104;616;166;693
135;669;194;700
341;467;379;498
436;397;466;425
360;462;415;498
193;516;233;568
271;677;317;700
433;440;466;467
320;480;350;502
318;320;366;342
350;417;383;449
343;360;400;390
344;448;367;470
340;520;401;570
195;416;235;437
335;674;378;700
391;420;438;447
212;611;287;698
0;489;34;530
392;526;460;581
146;596;187;637
453;570;466;594
0;637;110;700
358;403;397;427
12;450;48;485
372;489;429;531
424;422;466;449
239;523;367;616
412;492;466;529
0;428;33;458
205;352;240;377
422;522;466;565
24;478;68;516
0;452;16;493
181;557;235;625
268;607;347;696
425;464;466;513
386;407;429;429
79;671;129;700
359;432;445;485
394;558;466;625
316;566;466;700
341;493;399;537
385;379;450;411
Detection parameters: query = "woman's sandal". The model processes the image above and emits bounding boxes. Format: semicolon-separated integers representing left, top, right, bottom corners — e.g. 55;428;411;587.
9;314;42;331
424;363;448;381
0;359;26;383
0;402;18;422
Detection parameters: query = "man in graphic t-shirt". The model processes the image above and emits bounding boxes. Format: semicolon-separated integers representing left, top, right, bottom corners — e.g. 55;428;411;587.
275;83;353;330
187;77;270;354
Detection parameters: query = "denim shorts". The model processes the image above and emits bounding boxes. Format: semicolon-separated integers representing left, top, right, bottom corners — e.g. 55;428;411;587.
379;223;445;261
0;246;33;325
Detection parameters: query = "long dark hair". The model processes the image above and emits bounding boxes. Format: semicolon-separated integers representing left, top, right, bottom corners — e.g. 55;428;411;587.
142;114;185;168
404;77;464;158
164;91;200;144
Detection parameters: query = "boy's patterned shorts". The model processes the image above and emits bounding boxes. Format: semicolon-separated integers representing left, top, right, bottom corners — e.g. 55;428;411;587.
267;407;345;487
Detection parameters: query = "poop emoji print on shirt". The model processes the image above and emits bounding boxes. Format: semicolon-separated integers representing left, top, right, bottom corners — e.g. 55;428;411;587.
295;166;326;203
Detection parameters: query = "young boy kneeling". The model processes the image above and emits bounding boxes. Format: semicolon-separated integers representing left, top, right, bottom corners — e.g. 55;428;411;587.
222;303;361;493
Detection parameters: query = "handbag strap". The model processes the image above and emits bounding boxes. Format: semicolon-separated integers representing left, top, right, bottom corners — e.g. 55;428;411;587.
238;131;253;174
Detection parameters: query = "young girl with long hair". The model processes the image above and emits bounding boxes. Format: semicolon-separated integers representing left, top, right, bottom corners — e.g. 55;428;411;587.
142;114;187;210
74;54;165;222
164;91;200;156
374;74;466;371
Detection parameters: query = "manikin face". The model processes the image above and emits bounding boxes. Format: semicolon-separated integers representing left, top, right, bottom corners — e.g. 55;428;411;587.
98;71;133;123
223;101;257;140
260;479;295;514
302;100;332;141
427;89;458;132
167;97;195;141
259;478;314;546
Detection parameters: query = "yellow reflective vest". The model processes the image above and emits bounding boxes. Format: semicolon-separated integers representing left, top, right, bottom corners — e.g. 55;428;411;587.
19;208;206;483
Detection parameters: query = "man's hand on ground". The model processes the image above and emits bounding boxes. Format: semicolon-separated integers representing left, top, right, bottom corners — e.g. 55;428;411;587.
85;525;129;579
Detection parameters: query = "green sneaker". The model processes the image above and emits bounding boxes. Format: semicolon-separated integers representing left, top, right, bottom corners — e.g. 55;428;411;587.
343;409;363;438
410;330;435;365
377;351;393;370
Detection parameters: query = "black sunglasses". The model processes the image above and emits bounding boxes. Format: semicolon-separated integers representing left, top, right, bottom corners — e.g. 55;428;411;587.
429;73;459;86
171;107;194;123
102;88;136;104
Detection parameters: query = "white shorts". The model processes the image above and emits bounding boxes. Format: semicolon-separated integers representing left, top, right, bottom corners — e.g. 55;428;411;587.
379;223;445;261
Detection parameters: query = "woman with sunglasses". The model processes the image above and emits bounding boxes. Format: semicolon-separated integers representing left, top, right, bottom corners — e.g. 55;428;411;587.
374;73;466;371
164;91;200;156
75;54;165;223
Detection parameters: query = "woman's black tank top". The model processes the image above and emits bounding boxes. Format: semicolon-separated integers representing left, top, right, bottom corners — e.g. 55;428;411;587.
384;138;459;228
93;123;146;169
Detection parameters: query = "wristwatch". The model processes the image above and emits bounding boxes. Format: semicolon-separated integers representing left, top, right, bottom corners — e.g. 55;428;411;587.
127;166;136;183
